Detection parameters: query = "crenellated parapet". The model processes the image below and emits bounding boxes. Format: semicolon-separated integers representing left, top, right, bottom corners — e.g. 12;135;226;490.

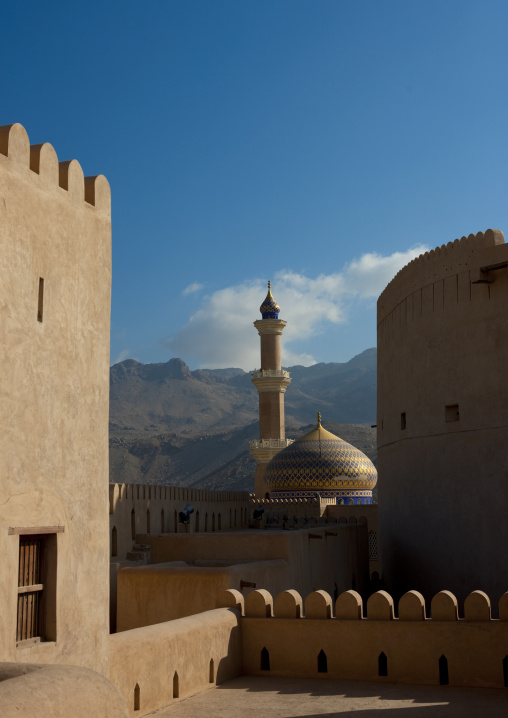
217;587;508;688
0;123;110;214
378;228;506;324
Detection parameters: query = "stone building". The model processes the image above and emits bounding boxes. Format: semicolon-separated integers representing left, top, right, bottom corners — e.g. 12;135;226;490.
377;229;508;606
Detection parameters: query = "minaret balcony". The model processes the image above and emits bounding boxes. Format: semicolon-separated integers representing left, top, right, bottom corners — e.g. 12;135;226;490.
251;369;292;393
249;438;294;463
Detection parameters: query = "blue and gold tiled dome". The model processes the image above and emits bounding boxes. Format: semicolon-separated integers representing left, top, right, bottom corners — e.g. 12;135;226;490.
265;414;377;505
260;281;280;319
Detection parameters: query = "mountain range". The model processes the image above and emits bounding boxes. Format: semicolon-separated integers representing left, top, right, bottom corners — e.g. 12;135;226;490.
109;348;377;491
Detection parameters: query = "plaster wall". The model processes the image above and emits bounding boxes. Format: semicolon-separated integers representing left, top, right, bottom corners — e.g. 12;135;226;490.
116;559;289;630
136;525;369;606
377;230;508;605
0;124;111;671
109;483;251;562
109;608;241;717
260;333;281;369
235;588;508;689
259;392;285;438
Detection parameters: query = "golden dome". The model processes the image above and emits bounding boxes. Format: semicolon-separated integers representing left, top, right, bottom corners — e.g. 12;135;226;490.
265;415;377;502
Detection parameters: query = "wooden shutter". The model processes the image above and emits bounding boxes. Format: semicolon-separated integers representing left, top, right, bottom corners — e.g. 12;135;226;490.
17;537;44;643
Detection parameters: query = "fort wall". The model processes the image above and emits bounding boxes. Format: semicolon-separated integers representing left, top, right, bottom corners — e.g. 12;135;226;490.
0;123;111;671
218;587;508;689
377;229;508;604
109;607;241;717
119;525;369;627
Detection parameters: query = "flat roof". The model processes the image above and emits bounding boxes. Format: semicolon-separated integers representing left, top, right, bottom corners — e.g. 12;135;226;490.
151;676;507;717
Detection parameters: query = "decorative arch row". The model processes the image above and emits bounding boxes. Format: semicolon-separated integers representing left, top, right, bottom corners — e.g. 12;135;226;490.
219;587;508;621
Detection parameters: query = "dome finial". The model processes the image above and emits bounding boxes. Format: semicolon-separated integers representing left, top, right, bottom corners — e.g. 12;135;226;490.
317;412;321;426
259;281;280;319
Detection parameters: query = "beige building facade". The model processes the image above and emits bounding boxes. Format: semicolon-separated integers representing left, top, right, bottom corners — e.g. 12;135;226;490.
0;123;112;673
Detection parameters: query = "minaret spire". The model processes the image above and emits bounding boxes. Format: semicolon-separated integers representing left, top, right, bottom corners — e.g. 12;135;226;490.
249;282;293;498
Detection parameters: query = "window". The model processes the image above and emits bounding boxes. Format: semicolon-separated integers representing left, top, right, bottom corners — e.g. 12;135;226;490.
445;404;459;423
37;277;44;322
400;412;406;430
14;529;59;645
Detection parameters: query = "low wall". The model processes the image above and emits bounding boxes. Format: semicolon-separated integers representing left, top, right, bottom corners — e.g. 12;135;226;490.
218;587;508;689
109;608;241;717
116;560;289;630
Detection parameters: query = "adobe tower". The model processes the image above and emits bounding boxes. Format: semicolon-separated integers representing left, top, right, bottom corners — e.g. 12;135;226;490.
249;282;293;497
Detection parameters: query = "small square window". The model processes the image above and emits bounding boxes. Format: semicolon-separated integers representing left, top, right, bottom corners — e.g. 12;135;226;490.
445;404;459;423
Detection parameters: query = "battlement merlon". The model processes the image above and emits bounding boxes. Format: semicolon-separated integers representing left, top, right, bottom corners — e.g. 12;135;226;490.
0;123;110;215
377;229;507;324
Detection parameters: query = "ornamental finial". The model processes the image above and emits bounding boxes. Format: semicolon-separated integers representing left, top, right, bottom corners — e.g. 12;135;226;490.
317;412;321;426
259;281;280;319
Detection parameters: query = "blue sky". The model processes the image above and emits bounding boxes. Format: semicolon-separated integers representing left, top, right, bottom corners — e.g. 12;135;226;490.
3;1;508;369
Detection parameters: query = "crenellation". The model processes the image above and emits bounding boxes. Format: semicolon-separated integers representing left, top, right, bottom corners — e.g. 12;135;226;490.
378;229;506;326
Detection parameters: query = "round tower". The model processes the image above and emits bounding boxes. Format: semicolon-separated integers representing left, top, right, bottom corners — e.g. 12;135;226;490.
249;282;293;497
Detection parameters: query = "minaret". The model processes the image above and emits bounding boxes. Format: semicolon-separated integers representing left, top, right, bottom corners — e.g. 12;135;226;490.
249;282;293;498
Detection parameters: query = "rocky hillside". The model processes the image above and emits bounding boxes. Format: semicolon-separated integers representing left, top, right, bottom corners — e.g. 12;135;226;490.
109;348;377;491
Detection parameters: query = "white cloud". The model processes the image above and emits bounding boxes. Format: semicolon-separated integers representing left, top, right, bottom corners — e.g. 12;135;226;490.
182;282;204;296
112;348;132;365
163;245;427;370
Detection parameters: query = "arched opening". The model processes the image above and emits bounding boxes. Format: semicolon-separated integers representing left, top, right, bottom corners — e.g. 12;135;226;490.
218;513;222;530
260;647;270;671
439;655;449;685
112;526;117;557
146;509;151;534
378;652;388;677
234;509;237;527
212;513;216;532
173;671;179;698
503;656;508;687
205;513;208;532
174;510;177;533
265;492;269;499
229;508;232;528
209;658;215;683
317;650;327;673
195;511;200;532
134;683;140;711
161;508;165;533
131;509;136;540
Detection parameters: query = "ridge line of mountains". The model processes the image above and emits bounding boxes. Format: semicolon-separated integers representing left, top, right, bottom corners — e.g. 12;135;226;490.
109;347;377;492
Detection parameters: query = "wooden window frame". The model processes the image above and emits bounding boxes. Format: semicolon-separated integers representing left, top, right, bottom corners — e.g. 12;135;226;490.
14;527;61;647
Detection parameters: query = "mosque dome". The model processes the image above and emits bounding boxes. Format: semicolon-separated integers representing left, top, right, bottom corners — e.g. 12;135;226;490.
260;281;280;319
264;413;377;505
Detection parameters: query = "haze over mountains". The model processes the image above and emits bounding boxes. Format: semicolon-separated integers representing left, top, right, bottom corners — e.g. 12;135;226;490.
109;348;377;491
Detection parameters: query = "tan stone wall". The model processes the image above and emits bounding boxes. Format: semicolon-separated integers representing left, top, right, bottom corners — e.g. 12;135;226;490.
225;587;508;688
109;483;251;561
377;229;508;605
134;525;369;611
116;559;289;630
0;124;111;671
109;608;241;716
259;392;285;439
